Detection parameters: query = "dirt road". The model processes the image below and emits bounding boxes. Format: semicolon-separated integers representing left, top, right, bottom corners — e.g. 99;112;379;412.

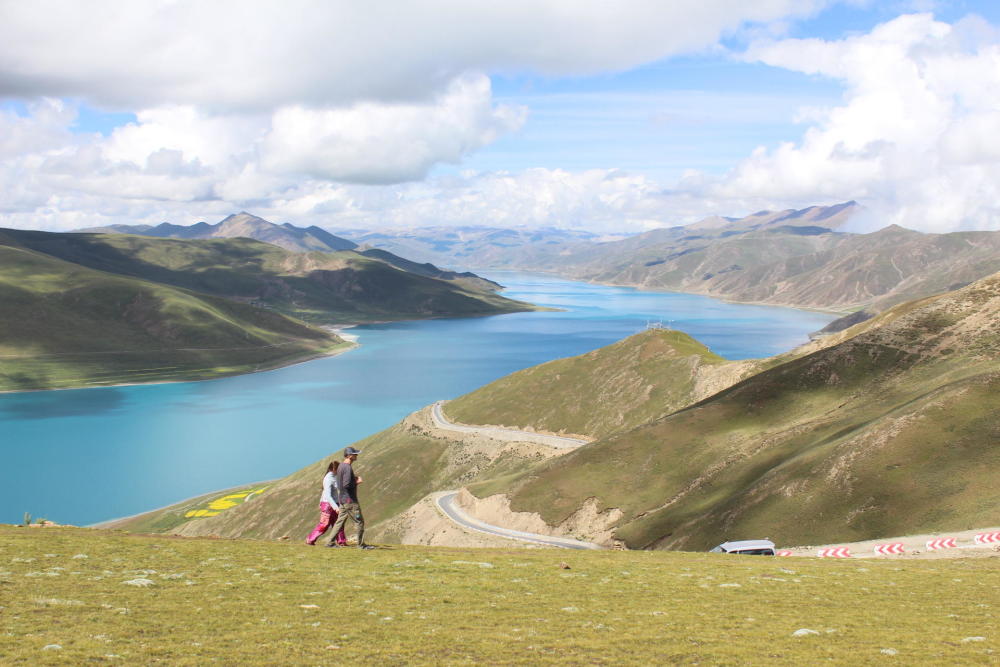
435;491;602;550
430;401;589;449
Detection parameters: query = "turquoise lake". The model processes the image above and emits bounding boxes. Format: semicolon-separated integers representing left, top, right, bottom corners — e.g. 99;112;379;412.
0;273;835;526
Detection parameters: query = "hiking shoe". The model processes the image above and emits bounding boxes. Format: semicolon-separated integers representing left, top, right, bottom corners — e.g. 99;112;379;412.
326;542;341;548
358;544;375;550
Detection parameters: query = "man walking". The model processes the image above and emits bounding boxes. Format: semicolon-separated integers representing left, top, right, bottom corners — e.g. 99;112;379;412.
327;446;374;549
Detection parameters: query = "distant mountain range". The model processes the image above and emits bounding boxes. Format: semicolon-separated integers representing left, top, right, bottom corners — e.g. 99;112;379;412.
333;203;859;270
78;212;502;294
81;212;358;253
335;225;606;268
78;204;1000;333
347;201;1000;332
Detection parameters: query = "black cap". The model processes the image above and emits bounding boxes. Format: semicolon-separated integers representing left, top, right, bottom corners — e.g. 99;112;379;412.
344;446;361;457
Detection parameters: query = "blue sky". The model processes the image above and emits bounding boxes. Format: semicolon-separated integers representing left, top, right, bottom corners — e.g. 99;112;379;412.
1;1;999;233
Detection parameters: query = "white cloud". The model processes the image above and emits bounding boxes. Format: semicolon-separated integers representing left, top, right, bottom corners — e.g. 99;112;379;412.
0;74;524;214
0;99;76;158
712;13;1000;232
0;1;832;110
7;6;998;237
259;75;525;184
0;1;843;231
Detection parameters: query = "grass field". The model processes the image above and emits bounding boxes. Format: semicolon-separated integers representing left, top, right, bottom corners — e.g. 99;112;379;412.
1;526;996;665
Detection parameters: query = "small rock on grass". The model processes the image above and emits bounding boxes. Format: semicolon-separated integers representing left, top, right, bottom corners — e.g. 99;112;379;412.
962;637;986;643
881;648;898;656
122;578;155;587
557;562;571;570
792;628;820;637
42;645;62;651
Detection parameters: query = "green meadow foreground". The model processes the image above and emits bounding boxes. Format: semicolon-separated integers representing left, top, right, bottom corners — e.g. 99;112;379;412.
1;526;996;665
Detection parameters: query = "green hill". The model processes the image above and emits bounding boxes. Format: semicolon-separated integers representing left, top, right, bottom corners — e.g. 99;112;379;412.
0;241;347;391
482;272;1000;549
446;328;734;439
2;228;536;325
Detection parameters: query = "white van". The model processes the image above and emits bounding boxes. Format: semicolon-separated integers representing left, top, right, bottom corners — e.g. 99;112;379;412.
710;539;776;555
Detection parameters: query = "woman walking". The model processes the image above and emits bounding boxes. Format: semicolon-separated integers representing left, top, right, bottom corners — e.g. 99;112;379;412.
305;461;347;546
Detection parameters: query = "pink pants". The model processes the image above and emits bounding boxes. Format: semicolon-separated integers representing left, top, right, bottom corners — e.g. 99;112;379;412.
306;502;347;545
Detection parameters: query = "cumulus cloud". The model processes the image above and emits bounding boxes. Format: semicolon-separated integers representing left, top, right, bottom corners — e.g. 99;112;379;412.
259;75;525;184
0;74;523;213
0;1;843;231
9;6;999;237
0;1;832;110
714;13;1000;232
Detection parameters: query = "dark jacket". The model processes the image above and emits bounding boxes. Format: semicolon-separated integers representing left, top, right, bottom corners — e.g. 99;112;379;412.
336;461;358;504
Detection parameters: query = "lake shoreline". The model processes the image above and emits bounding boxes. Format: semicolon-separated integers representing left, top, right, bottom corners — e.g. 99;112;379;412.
0;281;838;396
0;339;358;396
2;272;837;527
482;268;853;316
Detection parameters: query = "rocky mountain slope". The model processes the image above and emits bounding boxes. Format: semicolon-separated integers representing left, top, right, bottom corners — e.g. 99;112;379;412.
351;202;1000;330
578;223;1000;316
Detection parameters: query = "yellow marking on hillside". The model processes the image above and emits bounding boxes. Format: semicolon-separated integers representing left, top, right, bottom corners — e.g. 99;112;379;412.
184;486;270;518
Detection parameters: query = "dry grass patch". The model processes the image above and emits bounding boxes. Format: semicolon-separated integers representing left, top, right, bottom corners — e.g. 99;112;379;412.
0;526;996;665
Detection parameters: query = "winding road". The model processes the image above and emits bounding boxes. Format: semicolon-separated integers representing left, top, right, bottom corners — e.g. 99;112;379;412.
428;401;600;549
430;401;589;449
435;491;602;550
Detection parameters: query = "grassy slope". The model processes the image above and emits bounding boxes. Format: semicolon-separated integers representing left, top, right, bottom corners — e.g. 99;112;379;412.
113;414;552;543
3;229;535;324
479;273;1000;549
112;331;743;542
0;243;346;391
1;526;997;665
446;329;730;439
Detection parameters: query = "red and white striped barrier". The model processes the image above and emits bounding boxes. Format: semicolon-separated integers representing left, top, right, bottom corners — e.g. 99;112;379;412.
926;537;958;550
974;532;1000;545
776;550;794;557
873;542;905;556
816;547;851;558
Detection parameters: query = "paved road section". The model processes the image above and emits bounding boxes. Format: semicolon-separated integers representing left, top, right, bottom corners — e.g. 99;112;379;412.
431;401;589;449
435;492;602;550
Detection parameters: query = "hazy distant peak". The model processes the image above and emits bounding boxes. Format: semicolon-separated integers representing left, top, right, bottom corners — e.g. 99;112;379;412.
685;201;859;235
872;223;919;236
686;215;735;231
73;212;357;253
217;212;271;230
